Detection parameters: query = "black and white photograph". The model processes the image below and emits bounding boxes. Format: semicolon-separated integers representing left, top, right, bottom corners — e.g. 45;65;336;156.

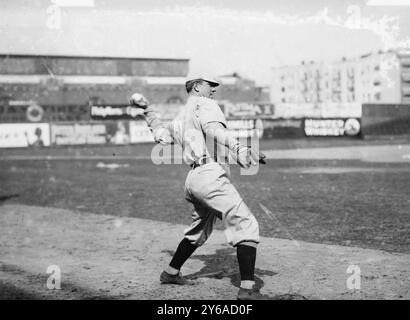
0;0;409;308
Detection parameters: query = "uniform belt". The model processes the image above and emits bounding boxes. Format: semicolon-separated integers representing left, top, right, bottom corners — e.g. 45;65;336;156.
191;156;214;169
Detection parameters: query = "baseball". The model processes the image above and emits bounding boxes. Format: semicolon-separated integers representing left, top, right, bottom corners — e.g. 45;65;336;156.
130;93;144;105
131;93;143;102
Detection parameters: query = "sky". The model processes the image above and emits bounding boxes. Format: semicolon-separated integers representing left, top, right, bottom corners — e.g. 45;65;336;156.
0;0;409;85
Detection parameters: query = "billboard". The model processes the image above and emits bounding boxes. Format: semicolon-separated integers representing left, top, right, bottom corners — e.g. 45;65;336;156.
303;118;361;137
51;122;153;145
51;123;108;145
226;119;264;138
90;104;145;120
220;101;275;118
105;121;131;144
0;123;51;148
90;103;186;121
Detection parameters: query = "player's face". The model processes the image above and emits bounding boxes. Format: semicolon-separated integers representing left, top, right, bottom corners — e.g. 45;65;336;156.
195;81;217;99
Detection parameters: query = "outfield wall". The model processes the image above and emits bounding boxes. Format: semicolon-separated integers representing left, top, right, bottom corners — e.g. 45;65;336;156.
0;117;363;148
0;101;370;148
361;104;410;137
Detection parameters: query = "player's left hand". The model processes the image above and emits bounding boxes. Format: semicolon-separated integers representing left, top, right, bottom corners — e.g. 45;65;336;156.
249;149;266;165
257;150;267;164
236;147;266;169
129;93;150;109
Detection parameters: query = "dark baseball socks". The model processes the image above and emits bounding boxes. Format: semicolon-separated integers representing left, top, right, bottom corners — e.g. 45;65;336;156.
236;243;257;289
166;238;198;275
165;238;257;290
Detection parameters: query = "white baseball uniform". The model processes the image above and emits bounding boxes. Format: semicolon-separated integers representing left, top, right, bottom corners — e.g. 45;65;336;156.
144;95;259;247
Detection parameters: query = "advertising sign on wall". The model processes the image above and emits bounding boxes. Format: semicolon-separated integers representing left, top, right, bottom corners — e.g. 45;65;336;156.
90;104;145;120
105;121;131;145
51;123;108;145
0;123;51;148
303;118;361;137
220;101;275;118
227;119;264;138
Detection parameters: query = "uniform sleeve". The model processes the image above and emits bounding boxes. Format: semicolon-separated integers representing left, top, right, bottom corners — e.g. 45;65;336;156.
202;121;241;152
197;99;227;129
144;107;174;145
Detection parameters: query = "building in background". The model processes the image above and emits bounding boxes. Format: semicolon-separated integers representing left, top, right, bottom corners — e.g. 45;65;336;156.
215;72;270;103
0;54;190;105
270;50;410;118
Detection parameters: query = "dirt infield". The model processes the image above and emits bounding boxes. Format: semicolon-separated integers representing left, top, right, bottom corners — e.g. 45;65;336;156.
0;204;409;300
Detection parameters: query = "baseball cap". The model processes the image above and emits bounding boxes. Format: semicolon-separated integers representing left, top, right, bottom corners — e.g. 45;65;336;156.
185;71;220;87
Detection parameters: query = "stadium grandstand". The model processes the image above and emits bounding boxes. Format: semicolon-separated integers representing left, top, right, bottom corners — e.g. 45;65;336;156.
0;54;189;123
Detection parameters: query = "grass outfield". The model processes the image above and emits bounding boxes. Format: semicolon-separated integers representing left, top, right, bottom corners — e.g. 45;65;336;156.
1;138;409;254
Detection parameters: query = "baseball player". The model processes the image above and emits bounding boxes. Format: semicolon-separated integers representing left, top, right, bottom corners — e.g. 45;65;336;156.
129;73;269;300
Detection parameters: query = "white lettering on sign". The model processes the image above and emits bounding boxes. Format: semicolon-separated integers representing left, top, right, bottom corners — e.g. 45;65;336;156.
51;124;107;145
0;123;51;148
304;119;352;136
90;106;144;118
227;120;255;130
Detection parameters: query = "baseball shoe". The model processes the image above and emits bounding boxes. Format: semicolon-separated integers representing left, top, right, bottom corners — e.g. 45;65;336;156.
236;286;272;300
160;271;194;285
